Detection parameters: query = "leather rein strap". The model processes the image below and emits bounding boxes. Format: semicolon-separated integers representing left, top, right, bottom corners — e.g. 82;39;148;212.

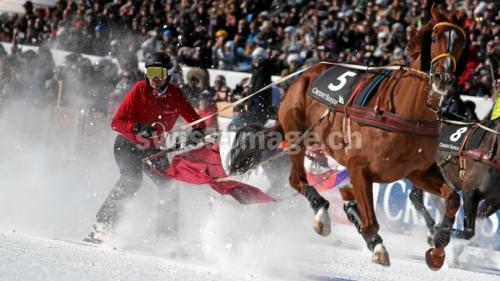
346;106;441;138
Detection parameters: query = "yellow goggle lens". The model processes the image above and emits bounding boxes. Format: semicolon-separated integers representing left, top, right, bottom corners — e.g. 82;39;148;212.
145;67;168;80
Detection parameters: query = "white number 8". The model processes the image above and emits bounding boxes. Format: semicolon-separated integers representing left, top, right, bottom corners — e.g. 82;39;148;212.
450;127;468;142
328;71;357;92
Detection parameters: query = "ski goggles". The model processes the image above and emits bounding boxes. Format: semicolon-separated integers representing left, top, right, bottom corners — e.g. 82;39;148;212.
145;66;168;81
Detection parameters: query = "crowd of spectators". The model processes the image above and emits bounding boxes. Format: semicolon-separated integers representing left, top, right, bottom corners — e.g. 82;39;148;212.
0;0;499;129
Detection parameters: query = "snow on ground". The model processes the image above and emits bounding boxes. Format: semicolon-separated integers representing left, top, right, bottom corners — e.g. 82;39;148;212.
1;102;500;281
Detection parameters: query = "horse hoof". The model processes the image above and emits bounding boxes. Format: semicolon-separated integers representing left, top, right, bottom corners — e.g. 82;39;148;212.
371;244;391;267
425;248;445;271
313;207;331;236
313;220;331;236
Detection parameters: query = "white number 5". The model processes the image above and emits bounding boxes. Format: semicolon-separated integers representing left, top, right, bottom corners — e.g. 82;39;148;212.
328;71;357;92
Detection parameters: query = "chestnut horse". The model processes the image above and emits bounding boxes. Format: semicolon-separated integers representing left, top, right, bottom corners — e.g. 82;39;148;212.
229;5;468;270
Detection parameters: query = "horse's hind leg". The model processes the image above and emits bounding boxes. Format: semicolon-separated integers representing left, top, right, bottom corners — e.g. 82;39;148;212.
409;187;477;241
341;188;389;266
282;109;331;236
345;157;390;266
407;165;460;271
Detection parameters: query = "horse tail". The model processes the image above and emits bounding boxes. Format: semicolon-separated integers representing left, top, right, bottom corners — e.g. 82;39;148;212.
228;123;283;175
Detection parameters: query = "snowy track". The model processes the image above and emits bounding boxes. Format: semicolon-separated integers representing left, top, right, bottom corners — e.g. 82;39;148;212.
0;233;244;281
1;225;499;281
1;103;500;281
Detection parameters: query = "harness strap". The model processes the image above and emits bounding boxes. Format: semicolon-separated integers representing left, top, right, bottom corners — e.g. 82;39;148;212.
430;53;457;73
433;22;466;40
216;108;331;182
150;62;429;145
430;22;467;74
346;106;441;138
463;150;500;170
458;124;478;180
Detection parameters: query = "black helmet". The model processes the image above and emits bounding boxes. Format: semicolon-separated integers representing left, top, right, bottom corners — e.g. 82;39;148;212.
145;52;172;69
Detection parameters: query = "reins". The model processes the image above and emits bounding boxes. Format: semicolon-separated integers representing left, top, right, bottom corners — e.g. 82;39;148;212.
141;62;457;182
216;109;332;182
148;62;430;147
441;119;500;135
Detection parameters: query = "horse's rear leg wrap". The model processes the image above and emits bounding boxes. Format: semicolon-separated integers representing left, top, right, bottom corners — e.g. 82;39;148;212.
409;188;436;230
304;185;329;213
344;201;383;251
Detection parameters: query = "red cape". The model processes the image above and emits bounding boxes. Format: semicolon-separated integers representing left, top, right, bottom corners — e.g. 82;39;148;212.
157;143;274;204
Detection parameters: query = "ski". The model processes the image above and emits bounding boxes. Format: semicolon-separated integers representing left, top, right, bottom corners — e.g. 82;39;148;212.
52;237;118;250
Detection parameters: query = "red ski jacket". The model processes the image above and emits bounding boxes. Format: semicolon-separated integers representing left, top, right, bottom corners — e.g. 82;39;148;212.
111;80;204;148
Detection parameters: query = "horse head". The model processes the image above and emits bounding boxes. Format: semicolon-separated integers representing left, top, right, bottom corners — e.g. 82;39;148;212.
426;4;468;95
408;4;468;96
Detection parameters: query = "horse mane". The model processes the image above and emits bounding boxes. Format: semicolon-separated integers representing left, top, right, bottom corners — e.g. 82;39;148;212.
406;8;468;73
407;22;434;72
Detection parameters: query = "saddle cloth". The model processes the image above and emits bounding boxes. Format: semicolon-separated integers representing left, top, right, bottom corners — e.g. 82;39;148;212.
308;65;392;108
438;121;493;154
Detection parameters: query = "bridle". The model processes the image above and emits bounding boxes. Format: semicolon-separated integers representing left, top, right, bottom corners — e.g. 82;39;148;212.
429;22;466;85
426;21;467;112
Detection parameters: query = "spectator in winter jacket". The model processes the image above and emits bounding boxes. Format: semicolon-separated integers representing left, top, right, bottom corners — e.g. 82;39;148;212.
181;67;210;107
196;93;219;133
492;87;500;120
212;75;231;102
247;47;273;126
107;70;134;116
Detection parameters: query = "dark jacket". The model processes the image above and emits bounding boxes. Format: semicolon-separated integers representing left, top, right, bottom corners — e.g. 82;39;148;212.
249;58;273;115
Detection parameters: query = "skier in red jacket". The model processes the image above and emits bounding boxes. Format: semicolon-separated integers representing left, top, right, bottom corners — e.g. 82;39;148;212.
88;52;205;243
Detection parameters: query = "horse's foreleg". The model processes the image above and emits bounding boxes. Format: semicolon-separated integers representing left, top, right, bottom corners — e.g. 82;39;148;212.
478;198;500;218
281;99;331;236
346;158;389;266
408;166;460;271
424;184;460;268
452;190;480;240
339;187;385;252
347;159;378;235
288;146;331;236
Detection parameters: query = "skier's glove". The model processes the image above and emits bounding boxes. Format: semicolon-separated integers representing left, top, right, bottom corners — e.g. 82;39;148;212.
132;123;156;138
186;127;205;146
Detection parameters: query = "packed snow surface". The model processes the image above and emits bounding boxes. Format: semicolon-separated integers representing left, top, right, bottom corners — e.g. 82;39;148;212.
1;102;499;281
